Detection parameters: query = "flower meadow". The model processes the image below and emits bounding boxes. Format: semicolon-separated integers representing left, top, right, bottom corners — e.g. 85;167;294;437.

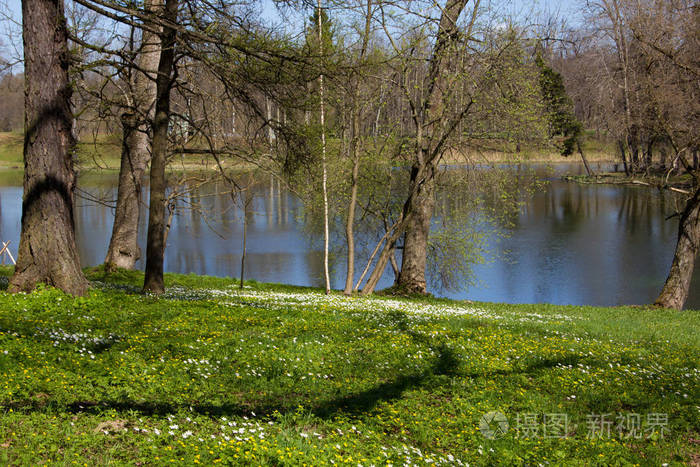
0;266;698;465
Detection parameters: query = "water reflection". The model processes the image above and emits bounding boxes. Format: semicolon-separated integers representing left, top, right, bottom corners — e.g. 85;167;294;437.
0;163;696;309
473;180;694;307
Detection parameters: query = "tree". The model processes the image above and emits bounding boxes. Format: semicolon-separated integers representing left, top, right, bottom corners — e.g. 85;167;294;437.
656;187;700;309
579;0;699;309
9;0;88;295
342;0;375;295
104;0;162;270
536;53;594;176
143;0;178;293
361;0;472;295
316;0;331;294
634;0;699;310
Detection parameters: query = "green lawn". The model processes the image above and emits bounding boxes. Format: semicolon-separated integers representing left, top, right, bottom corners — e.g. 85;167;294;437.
0;267;697;465
0;132;123;170
0;133;23;168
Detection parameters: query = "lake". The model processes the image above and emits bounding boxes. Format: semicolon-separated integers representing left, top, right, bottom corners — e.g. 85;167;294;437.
0;163;697;308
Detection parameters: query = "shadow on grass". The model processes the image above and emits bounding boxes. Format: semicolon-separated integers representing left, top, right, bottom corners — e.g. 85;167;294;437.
3;310;596;424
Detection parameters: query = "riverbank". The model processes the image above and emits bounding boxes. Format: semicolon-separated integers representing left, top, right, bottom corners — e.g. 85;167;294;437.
562;172;696;194
0;132;260;172
0;131;618;171
0;267;697;464
442;135;618;164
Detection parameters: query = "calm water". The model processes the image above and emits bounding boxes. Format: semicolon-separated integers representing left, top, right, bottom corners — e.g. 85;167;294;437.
0;163;697;309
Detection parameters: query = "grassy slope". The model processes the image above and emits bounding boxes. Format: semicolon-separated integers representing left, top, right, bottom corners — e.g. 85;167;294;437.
0;267;697;465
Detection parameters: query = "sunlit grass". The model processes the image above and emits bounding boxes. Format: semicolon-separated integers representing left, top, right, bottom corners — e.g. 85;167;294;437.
0;266;697;465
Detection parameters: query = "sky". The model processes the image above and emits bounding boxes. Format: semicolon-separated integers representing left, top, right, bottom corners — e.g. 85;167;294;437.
1;0;582;68
2;0;582;28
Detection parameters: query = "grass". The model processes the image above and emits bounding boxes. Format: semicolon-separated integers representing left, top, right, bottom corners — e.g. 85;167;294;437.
0;132;23;169
0;132;123;170
0;132;243;172
0;131;620;173
443;134;619;164
0;266;697;465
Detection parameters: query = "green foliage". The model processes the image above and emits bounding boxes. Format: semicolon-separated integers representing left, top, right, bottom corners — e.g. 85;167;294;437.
427;221;488;292
305;6;335;56
462;26;549;149
0;267;696;464
536;53;583;157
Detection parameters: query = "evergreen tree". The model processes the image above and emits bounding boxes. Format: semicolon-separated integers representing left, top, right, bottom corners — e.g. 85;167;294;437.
536;53;582;157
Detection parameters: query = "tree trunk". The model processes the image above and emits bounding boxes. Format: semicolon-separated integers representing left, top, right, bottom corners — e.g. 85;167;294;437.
389;243;400;280
659;148;667;171
629;137;639;172
240;191;250;290
143;0;177;294
361;220;406;294
105;1;160;270
397;165;435;294
343;84;365;295
104;114;147;269
618;140;630;176
317;0;331;295
644;139;653;172
361;0;469;295
9;0;88;295
343;0;372;295
344;147;360;295
577;139;594;177
655;186;700;310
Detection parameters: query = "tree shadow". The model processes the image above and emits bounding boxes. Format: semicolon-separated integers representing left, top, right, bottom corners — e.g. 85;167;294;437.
8;340;460;422
314;340;459;418
4;309;591;424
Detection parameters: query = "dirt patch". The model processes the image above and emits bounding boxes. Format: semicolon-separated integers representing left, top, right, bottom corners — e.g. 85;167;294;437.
94;419;128;434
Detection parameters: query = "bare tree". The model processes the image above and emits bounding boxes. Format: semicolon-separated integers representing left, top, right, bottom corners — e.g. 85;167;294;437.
343;0;374;295
316;0;331;294
634;0;700;310
143;0;178;293
104;0;162;270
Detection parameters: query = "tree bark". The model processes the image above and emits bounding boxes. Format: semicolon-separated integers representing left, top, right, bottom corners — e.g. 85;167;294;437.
343;0;372;296
105;1;161;270
577;139;595;177
618;140;630;176
344;146;360;294
386;0;468;295
655;186;700;310
396;165;435;294
9;0;88;295
143;0;177;294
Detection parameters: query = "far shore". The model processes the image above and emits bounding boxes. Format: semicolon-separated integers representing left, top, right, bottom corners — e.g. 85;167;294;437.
0;131;619;172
